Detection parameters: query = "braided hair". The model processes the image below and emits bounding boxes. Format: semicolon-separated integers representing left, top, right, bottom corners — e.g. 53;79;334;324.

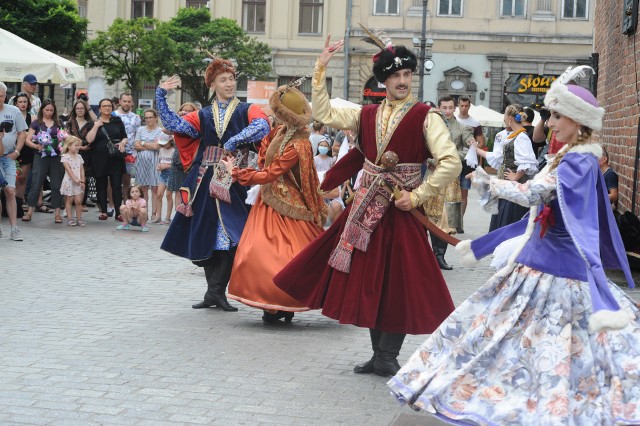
549;126;593;171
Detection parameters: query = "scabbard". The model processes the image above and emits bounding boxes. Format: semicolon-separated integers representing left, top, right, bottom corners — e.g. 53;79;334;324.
408;208;461;247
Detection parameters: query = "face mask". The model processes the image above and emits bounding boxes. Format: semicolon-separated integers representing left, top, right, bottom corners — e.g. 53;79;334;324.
318;146;329;155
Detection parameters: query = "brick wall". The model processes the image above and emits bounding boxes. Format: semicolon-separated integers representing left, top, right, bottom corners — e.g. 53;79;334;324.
594;0;640;215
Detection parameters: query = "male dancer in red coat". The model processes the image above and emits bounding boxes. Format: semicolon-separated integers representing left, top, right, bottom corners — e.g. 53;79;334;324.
275;35;461;376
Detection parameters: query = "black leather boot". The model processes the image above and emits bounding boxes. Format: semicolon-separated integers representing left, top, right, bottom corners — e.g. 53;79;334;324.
431;235;453;270
201;250;238;312
373;332;406;377
354;329;382;374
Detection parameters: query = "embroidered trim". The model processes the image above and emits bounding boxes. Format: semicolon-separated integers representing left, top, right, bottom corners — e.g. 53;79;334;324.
212;97;240;140
375;97;417;163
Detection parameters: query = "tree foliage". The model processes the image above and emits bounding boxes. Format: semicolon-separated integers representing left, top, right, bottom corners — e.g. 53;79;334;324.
161;8;272;105
0;0;88;55
79;18;176;100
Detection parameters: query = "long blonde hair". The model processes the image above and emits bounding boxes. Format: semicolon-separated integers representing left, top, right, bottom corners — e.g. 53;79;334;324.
549;126;593;171
61;135;82;154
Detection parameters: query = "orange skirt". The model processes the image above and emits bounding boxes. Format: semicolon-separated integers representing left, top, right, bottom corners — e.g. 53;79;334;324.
228;194;323;312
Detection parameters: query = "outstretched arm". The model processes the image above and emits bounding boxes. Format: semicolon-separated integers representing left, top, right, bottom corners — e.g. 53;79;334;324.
311;36;360;132
224;104;270;151
155;76;199;138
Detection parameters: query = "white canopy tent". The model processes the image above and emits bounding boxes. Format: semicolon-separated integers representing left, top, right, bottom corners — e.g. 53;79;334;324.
310;97;362;110
0;28;85;84
455;103;541;128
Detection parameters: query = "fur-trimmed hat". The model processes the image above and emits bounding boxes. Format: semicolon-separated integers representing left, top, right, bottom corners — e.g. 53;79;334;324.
372;45;417;84
270;85;312;128
204;58;236;88
543;66;604;131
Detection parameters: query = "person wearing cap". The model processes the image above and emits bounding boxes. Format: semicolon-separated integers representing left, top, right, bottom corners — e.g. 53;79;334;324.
20;74;41;116
155;58;270;312
274;34;461;377
388;67;639;425
221;83;327;324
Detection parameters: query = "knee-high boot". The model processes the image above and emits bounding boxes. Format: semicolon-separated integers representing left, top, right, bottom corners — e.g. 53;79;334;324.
192;249;238;312
373;332;406;377
354;329;382;374
431;235;453;270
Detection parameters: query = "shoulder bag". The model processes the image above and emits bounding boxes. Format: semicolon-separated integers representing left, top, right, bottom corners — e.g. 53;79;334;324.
100;125;126;159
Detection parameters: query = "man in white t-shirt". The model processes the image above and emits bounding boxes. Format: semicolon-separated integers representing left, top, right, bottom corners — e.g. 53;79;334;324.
114;93;141;202
0;82;28;241
455;95;485;233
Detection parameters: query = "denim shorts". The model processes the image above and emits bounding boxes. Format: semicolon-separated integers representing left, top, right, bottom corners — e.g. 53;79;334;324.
459;170;472;190
0;155;17;188
159;169;170;186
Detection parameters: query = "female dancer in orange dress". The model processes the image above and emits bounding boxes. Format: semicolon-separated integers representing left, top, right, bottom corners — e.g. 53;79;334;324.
222;83;327;323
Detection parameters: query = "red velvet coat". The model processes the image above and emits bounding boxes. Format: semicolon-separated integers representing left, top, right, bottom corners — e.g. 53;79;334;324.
273;103;455;334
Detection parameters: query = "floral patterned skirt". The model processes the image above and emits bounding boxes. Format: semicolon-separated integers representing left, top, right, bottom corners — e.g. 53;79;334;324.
388;264;640;425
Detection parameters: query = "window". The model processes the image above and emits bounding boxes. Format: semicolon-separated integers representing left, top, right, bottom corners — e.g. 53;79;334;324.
132;0;153;18
77;0;87;18
438;0;462;16
277;76;331;99
186;0;208;8
501;0;526;16
299;0;323;34
374;0;400;15
563;0;587;18
243;0;266;33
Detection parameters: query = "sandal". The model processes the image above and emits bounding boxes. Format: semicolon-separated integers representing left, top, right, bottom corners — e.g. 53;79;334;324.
77;220;87;227
22;213;32;222
36;205;53;213
67;220;77;226
55;216;63;224
98;213;108;221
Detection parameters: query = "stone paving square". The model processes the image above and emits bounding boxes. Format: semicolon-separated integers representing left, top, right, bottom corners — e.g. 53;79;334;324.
1;190;638;425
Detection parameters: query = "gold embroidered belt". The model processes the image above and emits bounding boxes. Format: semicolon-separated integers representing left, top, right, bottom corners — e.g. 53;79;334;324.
328;159;422;273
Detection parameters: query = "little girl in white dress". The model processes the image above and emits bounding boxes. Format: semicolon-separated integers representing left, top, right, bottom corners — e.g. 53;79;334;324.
60;136;86;226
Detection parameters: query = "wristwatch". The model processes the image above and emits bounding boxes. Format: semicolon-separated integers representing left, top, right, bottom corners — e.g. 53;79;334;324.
14;149;20;155
141;141;146;146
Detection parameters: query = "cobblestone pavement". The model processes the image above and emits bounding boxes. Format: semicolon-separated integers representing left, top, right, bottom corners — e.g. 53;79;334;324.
2;190;638;426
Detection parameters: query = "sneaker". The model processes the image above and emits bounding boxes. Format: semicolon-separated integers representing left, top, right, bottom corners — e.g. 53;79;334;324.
116;224;130;230
10;228;23;241
107;207;115;217
141;226;150;232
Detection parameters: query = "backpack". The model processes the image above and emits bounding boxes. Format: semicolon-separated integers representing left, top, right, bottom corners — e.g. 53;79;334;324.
618;211;640;251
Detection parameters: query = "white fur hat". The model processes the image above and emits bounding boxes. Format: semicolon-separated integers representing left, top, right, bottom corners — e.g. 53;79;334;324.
543;66;604;131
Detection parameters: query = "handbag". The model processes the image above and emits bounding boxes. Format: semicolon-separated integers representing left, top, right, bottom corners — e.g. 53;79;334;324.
100;126;126;159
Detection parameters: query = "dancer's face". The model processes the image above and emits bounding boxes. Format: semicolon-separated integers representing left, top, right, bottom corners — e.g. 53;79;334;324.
547;111;580;143
212;72;237;102
384;69;412;102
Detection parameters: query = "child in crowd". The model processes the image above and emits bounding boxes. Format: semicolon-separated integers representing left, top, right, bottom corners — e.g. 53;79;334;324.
117;185;149;232
313;137;335;172
155;138;175;224
314;137;344;226
60;136;86;226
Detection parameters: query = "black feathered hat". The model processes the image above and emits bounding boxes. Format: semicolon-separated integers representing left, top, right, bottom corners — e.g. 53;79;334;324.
360;24;417;83
372;45;417;84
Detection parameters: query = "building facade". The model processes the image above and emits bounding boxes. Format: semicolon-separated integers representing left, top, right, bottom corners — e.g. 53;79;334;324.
80;0;594;113
593;0;640;216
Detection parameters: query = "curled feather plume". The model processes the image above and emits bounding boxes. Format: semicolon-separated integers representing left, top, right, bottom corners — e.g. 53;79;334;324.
359;23;393;50
286;75;311;89
557;65;595;85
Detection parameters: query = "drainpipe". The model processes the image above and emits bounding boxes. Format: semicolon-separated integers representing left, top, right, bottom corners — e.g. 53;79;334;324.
344;0;353;100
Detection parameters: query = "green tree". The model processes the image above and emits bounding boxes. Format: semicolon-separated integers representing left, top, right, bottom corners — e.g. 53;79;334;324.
0;0;88;55
79;18;176;101
162;8;272;105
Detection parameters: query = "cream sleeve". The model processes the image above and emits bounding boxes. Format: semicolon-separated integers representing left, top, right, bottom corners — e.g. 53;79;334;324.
312;59;360;132
410;112;462;207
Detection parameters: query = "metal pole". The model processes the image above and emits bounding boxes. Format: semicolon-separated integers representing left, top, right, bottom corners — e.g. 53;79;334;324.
344;0;353;99
417;0;428;102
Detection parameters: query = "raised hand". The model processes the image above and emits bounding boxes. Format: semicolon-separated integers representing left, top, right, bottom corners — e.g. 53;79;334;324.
160;75;181;91
319;35;344;67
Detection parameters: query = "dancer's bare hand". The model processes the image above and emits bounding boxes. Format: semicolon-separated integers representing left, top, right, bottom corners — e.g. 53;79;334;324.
160;75;181;91
394;190;413;211
319;35;344;67
220;155;235;174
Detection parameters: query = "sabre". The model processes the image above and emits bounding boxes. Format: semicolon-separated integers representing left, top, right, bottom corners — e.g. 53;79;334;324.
380;151;461;247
